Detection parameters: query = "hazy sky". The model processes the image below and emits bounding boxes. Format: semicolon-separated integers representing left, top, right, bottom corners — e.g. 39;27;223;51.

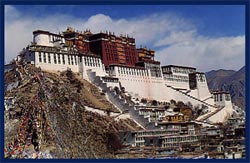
5;5;245;72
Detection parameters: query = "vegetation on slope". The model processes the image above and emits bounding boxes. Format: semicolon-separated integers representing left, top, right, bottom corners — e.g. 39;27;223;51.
4;63;141;159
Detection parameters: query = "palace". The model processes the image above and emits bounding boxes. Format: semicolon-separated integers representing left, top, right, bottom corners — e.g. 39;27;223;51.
14;27;236;123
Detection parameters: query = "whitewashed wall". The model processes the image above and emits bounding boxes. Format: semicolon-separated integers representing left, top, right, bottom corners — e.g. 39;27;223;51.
34;52;79;72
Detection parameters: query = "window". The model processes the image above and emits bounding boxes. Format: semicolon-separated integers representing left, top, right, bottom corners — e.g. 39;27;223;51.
97;60;100;67
58;54;61;64
43;53;46;63
62;55;65;64
54;54;57;64
75;56;77;65
38;52;42;62
220;94;223;101
48;53;51;63
68;55;71;65
84;57;87;65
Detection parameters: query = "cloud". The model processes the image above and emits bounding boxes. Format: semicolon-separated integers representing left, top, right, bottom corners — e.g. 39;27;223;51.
4;5;245;72
5;6;85;63
154;30;197;47
155;33;245;72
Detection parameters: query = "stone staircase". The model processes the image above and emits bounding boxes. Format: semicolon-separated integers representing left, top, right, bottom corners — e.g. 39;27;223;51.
87;70;157;130
196;106;224;122
202;96;213;102
165;84;216;109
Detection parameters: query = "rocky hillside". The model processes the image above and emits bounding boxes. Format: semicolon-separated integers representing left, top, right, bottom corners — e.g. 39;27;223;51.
206;66;245;109
4;63;142;159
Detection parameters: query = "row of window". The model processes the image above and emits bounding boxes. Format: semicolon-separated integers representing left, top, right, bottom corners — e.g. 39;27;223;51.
164;74;189;80
135;142;144;146
105;52;137;64
172;67;195;74
106;52;118;61
164;74;207;83
136;131;169;136
102;78;118;83
214;94;230;102
163;136;198;143
117;67;149;76
214;94;223;102
49;35;64;43
38;52;101;68
145;65;162;78
84;57;101;67
120;78;150;82
164;75;189;83
38;52;78;65
125;55;137;64
139;112;165;116
164;78;189;83
196;74;206;82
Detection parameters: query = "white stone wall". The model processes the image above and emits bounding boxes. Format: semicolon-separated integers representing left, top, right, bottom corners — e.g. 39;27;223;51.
24;51;106;80
196;81;212;101
34;51;79;72
208;102;234;123
110;65;216;107
114;67;168;100
164;78;190;90
34;33;51;46
80;56;106;80
33;32;65;47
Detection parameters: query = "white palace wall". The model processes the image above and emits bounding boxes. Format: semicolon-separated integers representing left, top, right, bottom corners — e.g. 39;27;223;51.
34;51;79;73
196;77;212;101
24;50;106;81
33;32;65;47
80;56;106;80
110;66;214;107
207;102;234;123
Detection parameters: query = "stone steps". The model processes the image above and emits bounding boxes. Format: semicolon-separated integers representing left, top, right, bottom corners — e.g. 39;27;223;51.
87;70;157;130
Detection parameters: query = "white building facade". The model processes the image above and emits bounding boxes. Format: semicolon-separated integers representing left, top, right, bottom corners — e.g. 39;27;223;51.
21;30;106;80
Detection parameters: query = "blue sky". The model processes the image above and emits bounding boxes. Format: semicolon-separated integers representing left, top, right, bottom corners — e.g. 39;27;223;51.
5;5;245;71
14;5;245;37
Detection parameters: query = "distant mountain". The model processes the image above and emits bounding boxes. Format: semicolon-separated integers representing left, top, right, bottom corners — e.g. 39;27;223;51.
206;66;245;109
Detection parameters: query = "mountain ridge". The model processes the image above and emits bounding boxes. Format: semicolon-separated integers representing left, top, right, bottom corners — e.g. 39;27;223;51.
206;66;245;109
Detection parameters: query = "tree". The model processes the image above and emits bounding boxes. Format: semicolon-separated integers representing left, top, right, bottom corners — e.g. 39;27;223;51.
141;98;147;104
170;99;176;105
151;100;158;106
114;86;120;94
164;103;170;110
121;87;125;93
107;132;123;152
176;101;185;108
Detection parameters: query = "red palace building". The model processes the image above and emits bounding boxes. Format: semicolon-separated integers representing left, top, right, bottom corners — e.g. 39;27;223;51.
88;32;138;67
63;27;91;54
63;28;139;68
